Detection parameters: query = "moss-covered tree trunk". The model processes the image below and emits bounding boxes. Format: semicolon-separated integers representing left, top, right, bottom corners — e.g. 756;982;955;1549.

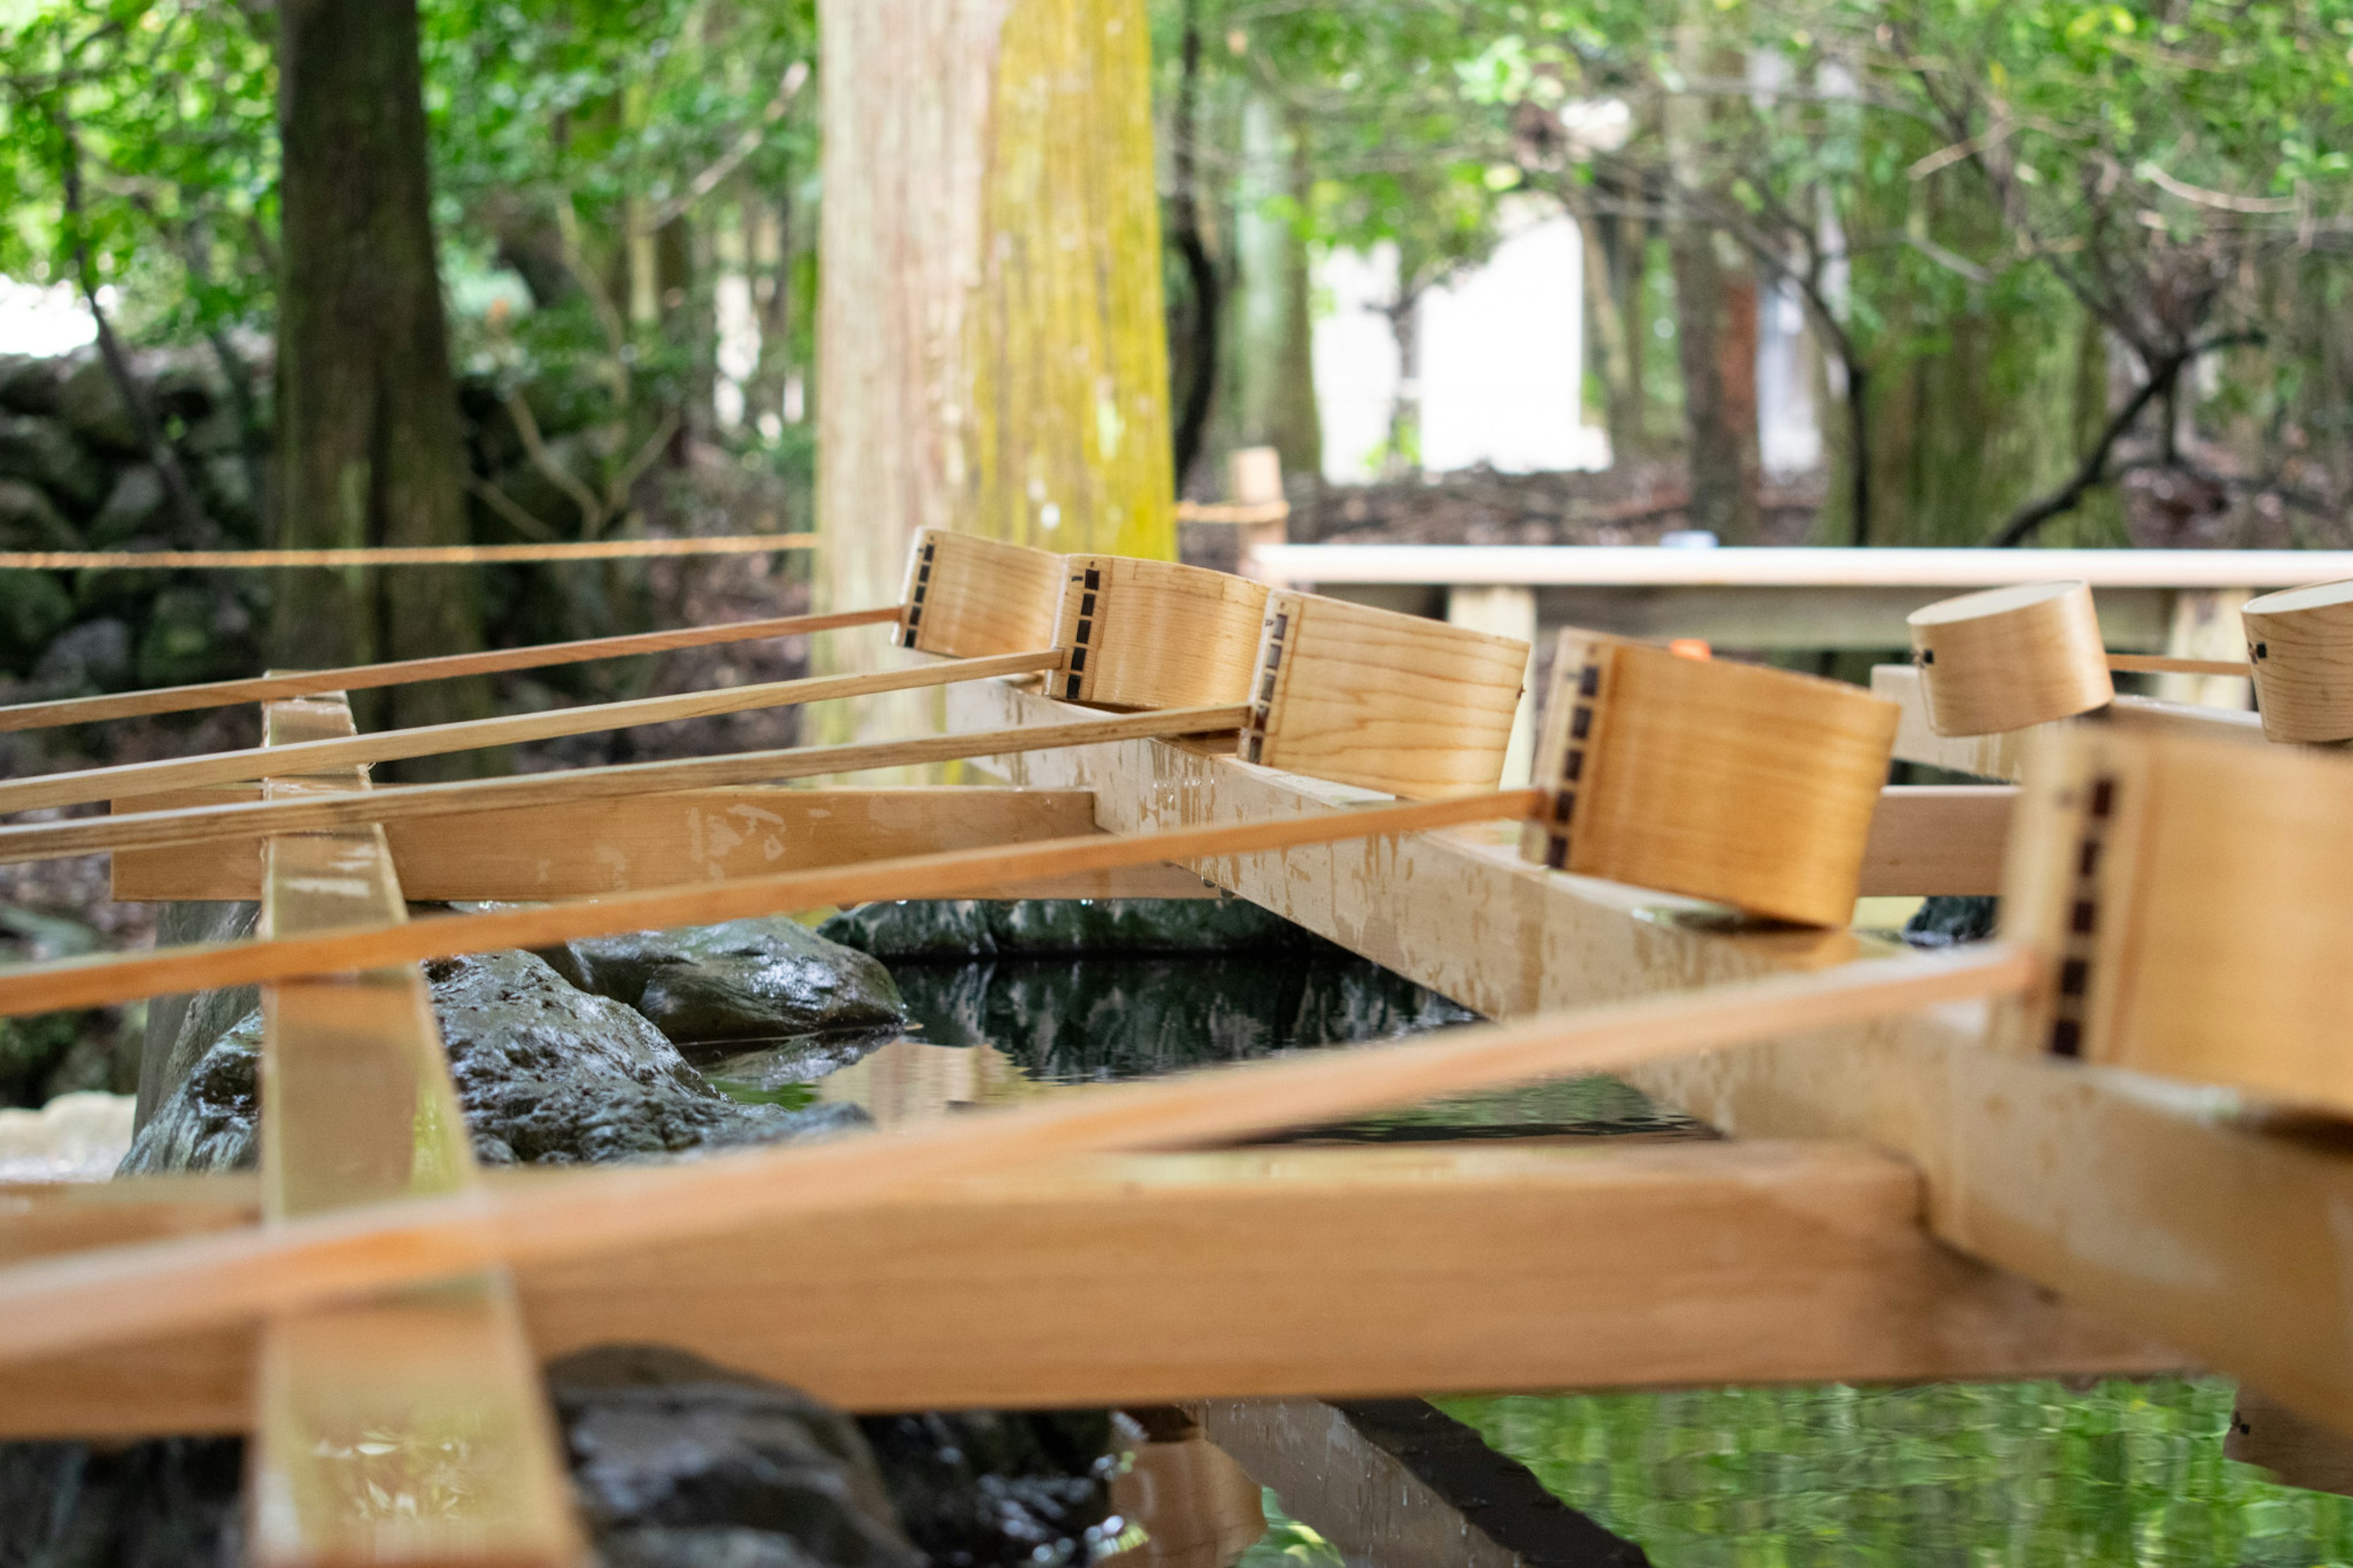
815;0;1174;748
273;0;491;770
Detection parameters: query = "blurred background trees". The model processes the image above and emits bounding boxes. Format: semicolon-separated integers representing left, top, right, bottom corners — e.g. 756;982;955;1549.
0;0;2349;701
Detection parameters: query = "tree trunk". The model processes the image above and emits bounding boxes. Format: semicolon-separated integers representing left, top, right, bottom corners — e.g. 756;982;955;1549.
1668;227;1762;541
274;0;491;774
1230;97;1320;485
1268;124;1323;482
1578;203;1644;464
816;0;1174;747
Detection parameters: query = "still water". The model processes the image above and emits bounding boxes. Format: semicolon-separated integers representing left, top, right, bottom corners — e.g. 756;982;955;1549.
708;949;2348;1568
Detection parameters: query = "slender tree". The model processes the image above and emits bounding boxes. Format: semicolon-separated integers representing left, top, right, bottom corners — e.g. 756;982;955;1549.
274;0;491;766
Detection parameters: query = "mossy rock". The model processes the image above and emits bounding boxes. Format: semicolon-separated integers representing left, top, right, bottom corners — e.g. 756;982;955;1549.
818;898;1313;961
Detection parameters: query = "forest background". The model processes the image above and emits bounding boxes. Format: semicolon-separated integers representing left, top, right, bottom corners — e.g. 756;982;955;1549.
1;0;2351;736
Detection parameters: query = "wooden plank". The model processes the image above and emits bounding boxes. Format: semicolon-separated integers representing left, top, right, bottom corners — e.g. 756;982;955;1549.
26;705;1248;869
0;943;2033;1364
1873;664;2264;781
249;693;580;1568
1857;786;2013;897
111;786;1216;901
0;1141;2173;1435
0;606;901;733
0;790;1544;1014
0;648;1064;816
950;676;2353;1433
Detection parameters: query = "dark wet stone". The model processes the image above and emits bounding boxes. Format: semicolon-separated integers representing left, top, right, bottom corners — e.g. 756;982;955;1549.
134;584;252;689
818;897;1315;961
858;1411;1119;1568
0;412;105;511
0;477;77;550
552;918;902;1048
136;901;260;1131
553;1346;921;1568
0;1350;928;1568
57;355;143;453
121;950;865;1173
1903;895;1999;948
0;1436;243;1566
896;954;1475;1083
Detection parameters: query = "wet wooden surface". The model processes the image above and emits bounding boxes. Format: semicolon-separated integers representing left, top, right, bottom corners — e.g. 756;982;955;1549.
249;692;580;1568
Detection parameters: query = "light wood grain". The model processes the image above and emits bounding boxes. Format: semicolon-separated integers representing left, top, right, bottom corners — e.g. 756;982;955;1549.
0;649;1063;817
1999;719;2353;1115
0;942;2033;1365
895;529;1067;659
0;607;902;733
6;705;1248;867
248;694;580;1568
1873;664;2263;781
0;789;1544;1015
2243;580;2353;742
2106;653;2250;677
960;677;2353;1431
111;786;1218;902
1908;581;2114;737
1052;554;1268;709
0;1140;2173;1436
1857;785;2014;897
1528;634;1900;926
1243;590;1529;798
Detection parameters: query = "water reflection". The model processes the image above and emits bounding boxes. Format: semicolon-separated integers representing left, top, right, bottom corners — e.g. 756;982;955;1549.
1442;1379;2353;1566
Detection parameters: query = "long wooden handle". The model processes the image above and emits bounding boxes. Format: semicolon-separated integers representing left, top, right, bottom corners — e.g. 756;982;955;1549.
0;706;1252;865
2106;653;2249;678
0;942;2037;1365
0;606;903;733
0;650;1059;818
0;789;1546;1016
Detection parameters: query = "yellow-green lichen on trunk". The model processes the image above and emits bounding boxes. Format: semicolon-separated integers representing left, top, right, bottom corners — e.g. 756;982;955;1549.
958;0;1173;561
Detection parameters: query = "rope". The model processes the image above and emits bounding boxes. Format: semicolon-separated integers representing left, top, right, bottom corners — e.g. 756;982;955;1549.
0;534;819;570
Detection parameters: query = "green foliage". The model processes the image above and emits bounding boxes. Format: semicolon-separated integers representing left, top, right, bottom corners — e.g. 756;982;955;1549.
1442;1377;2353;1566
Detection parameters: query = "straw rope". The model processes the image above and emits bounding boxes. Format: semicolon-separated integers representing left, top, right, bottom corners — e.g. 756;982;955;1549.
0;534;817;570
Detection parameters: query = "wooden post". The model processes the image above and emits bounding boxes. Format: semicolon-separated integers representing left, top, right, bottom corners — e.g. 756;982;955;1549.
815;0;1174;744
248;694;579;1566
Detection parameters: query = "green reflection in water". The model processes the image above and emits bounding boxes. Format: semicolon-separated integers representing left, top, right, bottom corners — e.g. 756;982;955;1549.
1439;1379;2353;1567
1237;1489;1345;1567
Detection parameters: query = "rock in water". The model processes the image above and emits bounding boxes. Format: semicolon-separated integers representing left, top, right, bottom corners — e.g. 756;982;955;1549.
121;950;863;1173
549;918;903;1048
858;1411;1120;1568
819;897;1308;960
1903;895;1999;947
0;1350;950;1568
552;1346;922;1568
136;901;260;1131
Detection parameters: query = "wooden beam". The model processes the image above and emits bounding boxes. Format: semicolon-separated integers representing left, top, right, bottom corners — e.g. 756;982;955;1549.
110;786;1216;901
248;694;580;1567
0;789;1545;1014
0;648;1063;816
0;1140;2172;1436
1857;786;2013;897
949;676;2353;1434
1873;664;2265;781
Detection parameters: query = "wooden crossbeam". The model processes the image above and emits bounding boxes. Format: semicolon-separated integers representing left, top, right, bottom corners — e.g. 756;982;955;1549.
1856;785;2012;897
108;786;1216;901
247;694;580;1567
951;676;2353;1434
0;1138;2173;1437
